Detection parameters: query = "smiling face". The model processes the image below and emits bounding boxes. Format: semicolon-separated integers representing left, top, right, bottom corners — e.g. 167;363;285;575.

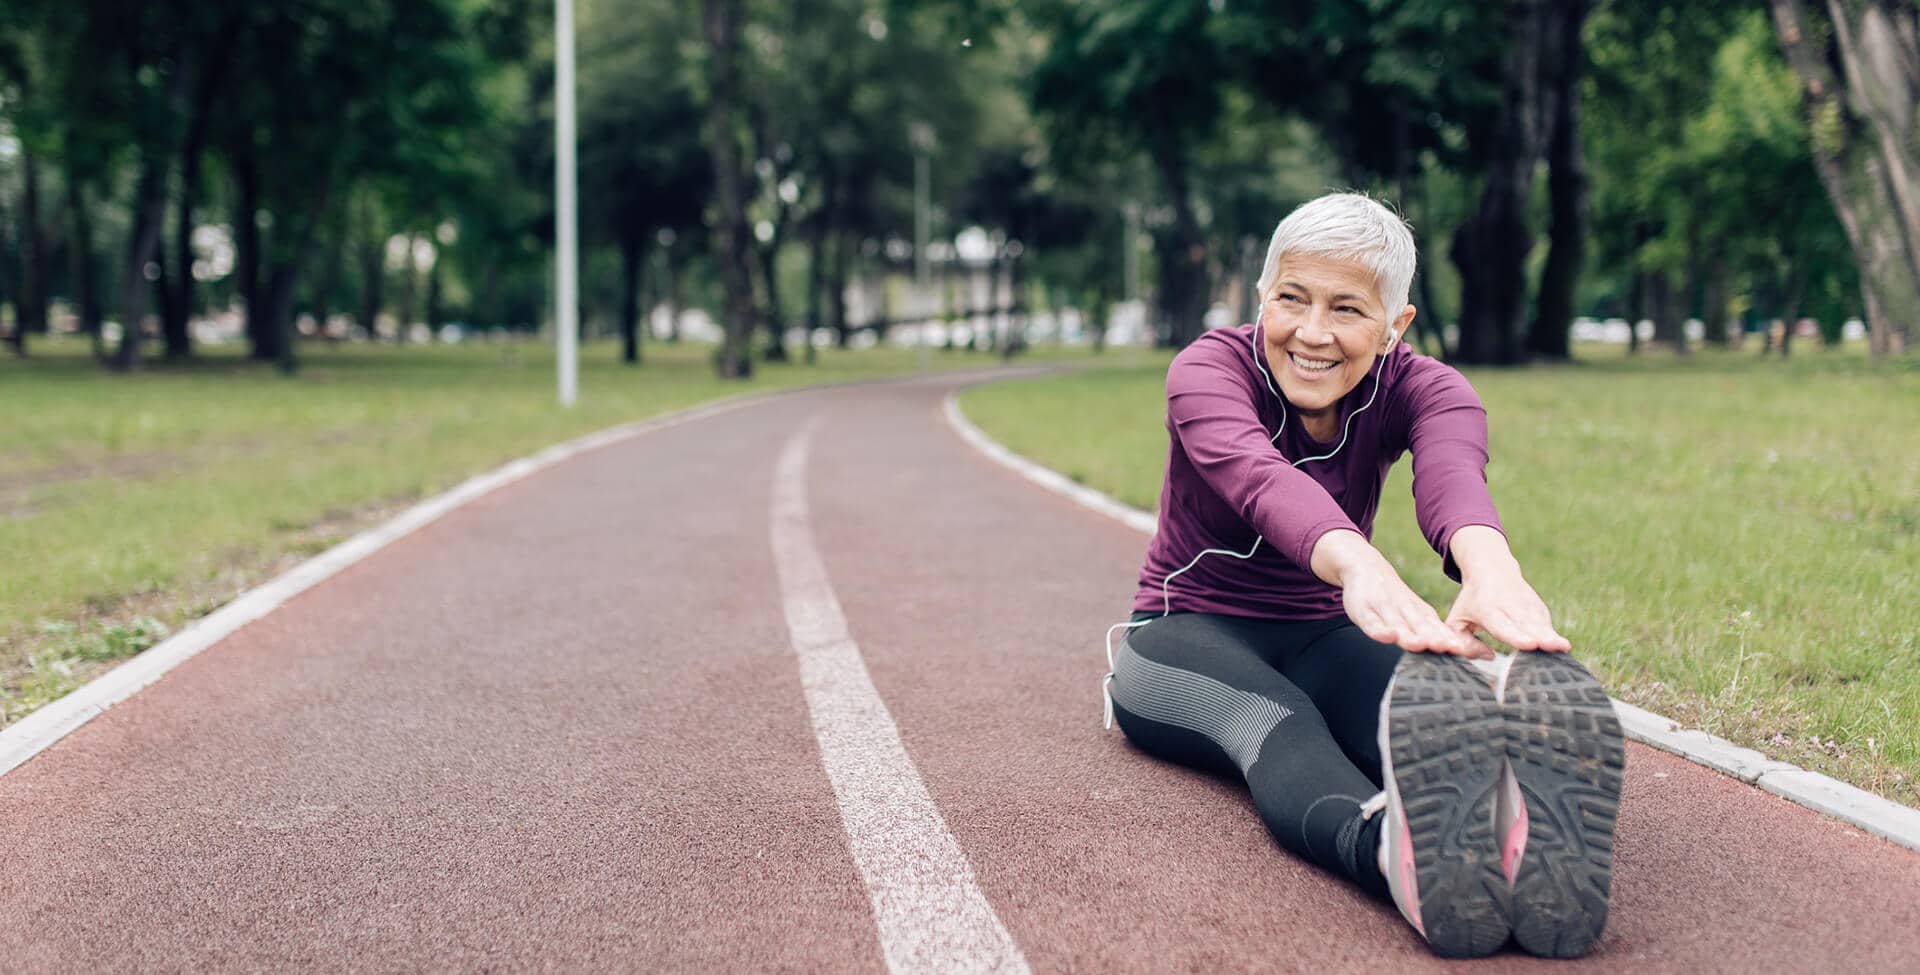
1259;253;1416;433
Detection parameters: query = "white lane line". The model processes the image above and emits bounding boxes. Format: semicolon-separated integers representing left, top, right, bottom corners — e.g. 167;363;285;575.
1;391;784;780
770;424;1030;975
941;386;1920;853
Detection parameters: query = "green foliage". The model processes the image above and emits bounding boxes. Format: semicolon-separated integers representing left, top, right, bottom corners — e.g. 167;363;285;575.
1582;7;1857;332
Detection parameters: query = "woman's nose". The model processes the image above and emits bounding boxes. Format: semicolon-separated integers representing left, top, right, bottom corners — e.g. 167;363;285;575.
1297;307;1335;343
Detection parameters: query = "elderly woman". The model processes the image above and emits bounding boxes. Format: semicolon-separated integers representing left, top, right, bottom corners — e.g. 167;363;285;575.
1105;193;1625;959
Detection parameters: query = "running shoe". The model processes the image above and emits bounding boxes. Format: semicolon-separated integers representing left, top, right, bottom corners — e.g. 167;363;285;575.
1496;651;1627;959
1375;652;1512;958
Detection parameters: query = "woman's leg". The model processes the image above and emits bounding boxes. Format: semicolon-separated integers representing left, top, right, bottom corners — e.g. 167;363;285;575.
1274;620;1407;784
1109;612;1389;900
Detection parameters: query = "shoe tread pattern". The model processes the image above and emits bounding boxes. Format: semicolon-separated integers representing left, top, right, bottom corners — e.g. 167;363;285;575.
1387;654;1511;959
1503;652;1626;959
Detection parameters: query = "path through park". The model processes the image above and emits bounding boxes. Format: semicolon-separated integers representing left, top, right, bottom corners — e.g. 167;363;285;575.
4;373;1919;972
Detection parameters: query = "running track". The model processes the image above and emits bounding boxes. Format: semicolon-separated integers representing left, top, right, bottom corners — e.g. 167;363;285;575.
4;373;1918;972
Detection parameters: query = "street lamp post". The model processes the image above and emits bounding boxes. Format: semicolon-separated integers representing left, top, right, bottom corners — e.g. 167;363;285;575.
910;122;934;367
555;0;579;406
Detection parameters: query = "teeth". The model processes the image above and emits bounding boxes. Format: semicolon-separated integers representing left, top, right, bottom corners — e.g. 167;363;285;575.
1290;353;1337;373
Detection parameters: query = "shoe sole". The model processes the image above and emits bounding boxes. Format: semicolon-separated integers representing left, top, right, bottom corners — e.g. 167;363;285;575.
1383;654;1511;958
1501;652;1626;959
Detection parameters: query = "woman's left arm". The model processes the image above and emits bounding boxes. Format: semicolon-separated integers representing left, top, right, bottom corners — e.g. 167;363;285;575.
1444;525;1570;652
1403;362;1569;652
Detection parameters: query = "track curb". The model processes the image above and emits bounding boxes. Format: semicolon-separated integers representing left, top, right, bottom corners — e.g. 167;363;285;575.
940;386;1920;853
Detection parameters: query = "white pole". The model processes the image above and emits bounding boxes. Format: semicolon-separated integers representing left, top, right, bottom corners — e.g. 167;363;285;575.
914;151;929;290
914;148;930;369
555;0;579;407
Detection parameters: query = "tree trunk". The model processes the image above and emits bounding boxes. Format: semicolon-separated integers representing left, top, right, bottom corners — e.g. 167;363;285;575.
259;195;330;374
1235;236;1260;326
759;235;788;361
1702;260;1732;346
1087;288;1112;353
66;174;105;357
1627;270;1647;354
1771;0;1920;356
619;232;648;364
703;0;756;378
828;231;851;348
162;107;215;359
161;134;201;359
394;232;421;341
1676;225;1705;355
1001;252;1028;361
663;242;682;343
112;148;173;371
1453;1;1547;365
234;153;265;356
1647;271;1685;351
356;197;384;341
1528;0;1591;361
19;149;49;346
1404;147;1451;359
263;258;301;373
425;252;443;332
311;217;347;339
804;206;829;365
1149;146;1210;348
1780;262;1808;356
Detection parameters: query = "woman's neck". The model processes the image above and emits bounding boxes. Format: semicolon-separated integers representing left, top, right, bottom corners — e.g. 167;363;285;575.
1297;405;1339;443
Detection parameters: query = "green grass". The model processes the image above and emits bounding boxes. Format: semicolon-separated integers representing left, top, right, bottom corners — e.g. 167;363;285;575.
1;333;1057;724
960;343;1920;806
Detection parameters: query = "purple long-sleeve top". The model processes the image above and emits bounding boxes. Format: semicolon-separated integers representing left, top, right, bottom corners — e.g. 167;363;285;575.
1133;323;1505;620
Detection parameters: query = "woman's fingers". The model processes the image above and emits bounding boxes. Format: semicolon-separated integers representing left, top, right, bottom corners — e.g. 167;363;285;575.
1349;603;1399;647
1482;608;1573;653
1394;600;1483;657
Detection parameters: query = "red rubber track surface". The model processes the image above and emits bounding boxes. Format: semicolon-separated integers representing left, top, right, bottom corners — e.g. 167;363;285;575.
4;375;1917;972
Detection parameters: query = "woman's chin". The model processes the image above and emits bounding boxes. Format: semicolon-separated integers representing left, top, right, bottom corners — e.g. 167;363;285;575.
1277;382;1342;415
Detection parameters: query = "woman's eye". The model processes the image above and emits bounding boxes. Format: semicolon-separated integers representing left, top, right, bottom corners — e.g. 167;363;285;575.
1280;294;1304;304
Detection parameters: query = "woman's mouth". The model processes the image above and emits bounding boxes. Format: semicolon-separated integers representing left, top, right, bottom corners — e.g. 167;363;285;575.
1288;352;1340;376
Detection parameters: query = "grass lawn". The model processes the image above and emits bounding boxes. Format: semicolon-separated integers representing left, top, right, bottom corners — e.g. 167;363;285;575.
960;342;1920;806
1;332;1049;725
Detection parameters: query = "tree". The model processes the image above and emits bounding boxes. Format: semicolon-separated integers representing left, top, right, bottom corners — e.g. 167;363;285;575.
1030;0;1224;348
578;0;709;365
1529;0;1594;360
1770;0;1919;356
1216;0;1511;359
1584;2;1748;355
702;0;757;378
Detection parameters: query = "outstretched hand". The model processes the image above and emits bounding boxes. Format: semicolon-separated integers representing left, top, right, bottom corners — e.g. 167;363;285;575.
1311;528;1488;658
1445;572;1571;652
1341;562;1491;659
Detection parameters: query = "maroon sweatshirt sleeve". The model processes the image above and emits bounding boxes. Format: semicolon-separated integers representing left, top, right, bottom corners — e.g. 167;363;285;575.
1402;360;1504;581
1166;342;1361;573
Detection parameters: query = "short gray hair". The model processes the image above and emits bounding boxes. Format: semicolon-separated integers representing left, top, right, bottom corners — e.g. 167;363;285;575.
1255;192;1416;324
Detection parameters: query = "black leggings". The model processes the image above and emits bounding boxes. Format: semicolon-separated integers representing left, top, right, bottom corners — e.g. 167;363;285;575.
1109;611;1403;897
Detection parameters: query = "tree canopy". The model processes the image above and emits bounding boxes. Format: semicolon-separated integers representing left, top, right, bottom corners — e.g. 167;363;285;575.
1;0;1909;372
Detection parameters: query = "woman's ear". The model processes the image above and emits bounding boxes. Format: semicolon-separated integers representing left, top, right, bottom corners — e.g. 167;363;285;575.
1386;304;1417;353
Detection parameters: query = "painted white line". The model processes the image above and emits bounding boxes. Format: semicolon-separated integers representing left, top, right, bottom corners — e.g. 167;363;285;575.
0;390;787;780
941;387;1920;853
771;424;1030;975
